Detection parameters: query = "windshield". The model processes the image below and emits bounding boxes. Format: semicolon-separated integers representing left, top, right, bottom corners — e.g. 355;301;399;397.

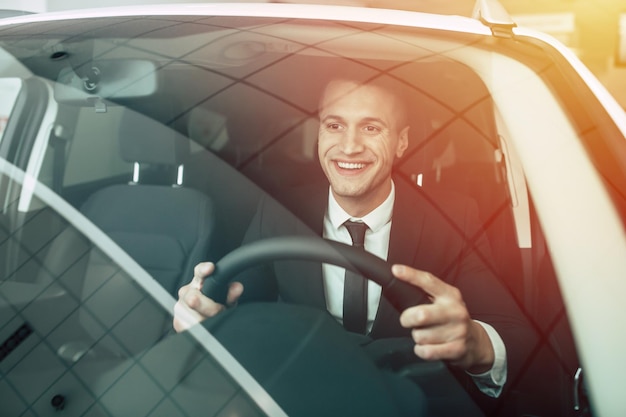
0;160;283;416
1;10;625;417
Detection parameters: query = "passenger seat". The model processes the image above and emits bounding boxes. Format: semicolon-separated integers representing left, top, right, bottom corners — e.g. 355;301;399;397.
80;109;215;298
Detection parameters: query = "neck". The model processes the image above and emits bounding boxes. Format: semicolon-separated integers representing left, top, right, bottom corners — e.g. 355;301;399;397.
333;180;392;218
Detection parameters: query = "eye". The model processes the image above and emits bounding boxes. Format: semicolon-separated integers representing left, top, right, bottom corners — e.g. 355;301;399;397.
326;122;343;131
363;125;381;133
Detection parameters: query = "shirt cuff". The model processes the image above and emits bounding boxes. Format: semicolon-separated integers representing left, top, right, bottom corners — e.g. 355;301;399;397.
466;320;507;398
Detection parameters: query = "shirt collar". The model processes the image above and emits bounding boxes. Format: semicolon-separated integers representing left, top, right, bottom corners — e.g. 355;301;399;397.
327;181;395;233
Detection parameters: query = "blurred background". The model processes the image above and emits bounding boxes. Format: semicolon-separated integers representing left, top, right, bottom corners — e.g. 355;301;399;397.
1;0;625;109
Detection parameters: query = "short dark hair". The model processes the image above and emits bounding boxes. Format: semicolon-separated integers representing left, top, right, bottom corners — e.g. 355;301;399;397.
319;74;409;130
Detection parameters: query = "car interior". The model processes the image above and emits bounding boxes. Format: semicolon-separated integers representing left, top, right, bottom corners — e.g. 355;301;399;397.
0;14;597;417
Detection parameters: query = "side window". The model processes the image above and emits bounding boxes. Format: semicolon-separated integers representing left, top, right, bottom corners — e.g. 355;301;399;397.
0;78;22;142
63;106;131;187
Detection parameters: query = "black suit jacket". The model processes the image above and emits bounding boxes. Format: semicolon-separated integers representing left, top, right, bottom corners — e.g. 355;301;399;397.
235;173;535;387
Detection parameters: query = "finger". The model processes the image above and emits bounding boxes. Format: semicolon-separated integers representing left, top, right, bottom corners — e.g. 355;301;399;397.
177;282;193;298
392;264;450;299
400;304;441;329
400;301;468;329
173;299;207;332
191;262;215;290
409;320;468;346
226;282;244;306
413;339;467;362
182;287;225;318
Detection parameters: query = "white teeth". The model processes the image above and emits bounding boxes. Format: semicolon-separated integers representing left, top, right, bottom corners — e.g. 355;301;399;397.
337;161;365;169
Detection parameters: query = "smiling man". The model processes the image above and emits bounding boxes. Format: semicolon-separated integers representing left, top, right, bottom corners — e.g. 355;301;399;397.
316;78;501;379
175;75;533;401
317;78;409;217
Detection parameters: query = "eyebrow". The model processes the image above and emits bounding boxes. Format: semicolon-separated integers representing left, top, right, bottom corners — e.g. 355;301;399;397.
360;117;388;127
320;114;389;128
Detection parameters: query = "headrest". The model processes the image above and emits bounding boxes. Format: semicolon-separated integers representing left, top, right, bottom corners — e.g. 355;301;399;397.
118;110;189;166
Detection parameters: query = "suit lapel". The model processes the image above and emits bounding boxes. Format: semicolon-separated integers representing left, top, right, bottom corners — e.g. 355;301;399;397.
371;175;426;338
387;175;426;266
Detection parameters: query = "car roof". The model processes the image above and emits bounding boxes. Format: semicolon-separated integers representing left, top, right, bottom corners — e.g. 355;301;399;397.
0;2;494;36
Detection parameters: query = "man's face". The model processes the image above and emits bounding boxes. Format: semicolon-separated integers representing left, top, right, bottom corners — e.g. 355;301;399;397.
318;79;409;216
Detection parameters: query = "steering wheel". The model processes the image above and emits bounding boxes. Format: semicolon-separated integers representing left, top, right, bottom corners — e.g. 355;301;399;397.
201;236;428;312
200;236;480;416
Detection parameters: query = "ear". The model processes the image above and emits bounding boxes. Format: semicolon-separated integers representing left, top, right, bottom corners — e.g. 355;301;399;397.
395;126;409;158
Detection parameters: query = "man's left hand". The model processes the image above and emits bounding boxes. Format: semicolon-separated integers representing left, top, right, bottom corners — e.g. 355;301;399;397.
392;264;495;374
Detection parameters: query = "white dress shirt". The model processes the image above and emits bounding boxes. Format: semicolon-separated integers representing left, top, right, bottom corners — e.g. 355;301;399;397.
321;181;507;397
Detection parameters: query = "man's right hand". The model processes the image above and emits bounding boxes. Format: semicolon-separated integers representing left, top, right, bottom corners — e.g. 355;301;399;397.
173;262;244;332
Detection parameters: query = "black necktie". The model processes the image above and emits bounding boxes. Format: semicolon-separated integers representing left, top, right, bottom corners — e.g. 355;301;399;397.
343;220;368;334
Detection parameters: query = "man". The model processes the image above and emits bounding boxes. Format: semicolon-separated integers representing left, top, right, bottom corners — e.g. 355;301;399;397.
174;76;532;400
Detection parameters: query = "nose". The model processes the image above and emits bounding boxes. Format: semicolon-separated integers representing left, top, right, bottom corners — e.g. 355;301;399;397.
340;127;364;154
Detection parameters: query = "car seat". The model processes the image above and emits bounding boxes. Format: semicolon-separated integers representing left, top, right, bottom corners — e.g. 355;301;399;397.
80;109;215;298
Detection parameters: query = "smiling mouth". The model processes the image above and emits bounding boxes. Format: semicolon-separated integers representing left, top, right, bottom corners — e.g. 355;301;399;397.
336;161;367;170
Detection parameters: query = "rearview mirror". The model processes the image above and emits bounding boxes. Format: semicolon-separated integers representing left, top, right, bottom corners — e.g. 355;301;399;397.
54;59;158;103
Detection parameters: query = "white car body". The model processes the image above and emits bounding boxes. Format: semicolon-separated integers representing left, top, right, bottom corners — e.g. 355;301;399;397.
0;2;625;416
